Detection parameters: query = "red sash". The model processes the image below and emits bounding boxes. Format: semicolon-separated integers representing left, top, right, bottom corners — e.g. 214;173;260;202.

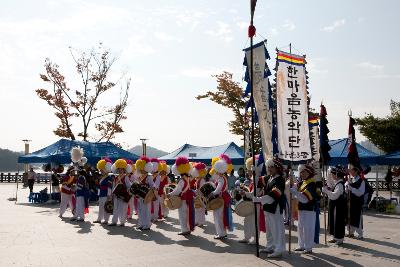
180;178;195;231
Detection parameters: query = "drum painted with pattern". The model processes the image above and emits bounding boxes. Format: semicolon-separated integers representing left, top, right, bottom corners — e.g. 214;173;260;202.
231;186;251;203
130;182;155;204
112;183;131;203
104;199;113;213
199;183;224;211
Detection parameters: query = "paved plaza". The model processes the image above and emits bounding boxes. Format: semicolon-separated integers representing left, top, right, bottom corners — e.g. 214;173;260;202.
0;184;399;267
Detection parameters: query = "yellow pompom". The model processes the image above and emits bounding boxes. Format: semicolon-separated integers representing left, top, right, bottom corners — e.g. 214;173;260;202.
209;168;215;176
97;159;106;171
159;162;166;173
115;159;127;169
227;163;234;174
135;159;146;171
177;163;190;174
198;169;207;178
131;164;136;172
211;157;220;167
157;163;164;172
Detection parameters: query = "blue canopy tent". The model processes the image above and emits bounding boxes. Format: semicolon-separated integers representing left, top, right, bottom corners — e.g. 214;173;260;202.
159;142;244;165
18;138;139;165
328;138;379;166
379;150;400;165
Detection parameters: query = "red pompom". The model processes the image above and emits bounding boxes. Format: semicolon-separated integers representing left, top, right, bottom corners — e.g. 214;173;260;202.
248;25;256;37
140;156;150;163
175;156;189;166
194;162;206;170
220;154;232;164
150;158;159;163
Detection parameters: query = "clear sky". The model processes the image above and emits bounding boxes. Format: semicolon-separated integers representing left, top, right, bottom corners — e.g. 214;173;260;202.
0;0;398;153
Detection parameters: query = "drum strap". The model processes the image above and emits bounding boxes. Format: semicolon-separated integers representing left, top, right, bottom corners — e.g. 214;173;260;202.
140;175;148;185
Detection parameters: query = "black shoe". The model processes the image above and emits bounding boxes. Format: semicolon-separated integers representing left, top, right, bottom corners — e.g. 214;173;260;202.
108;223;117;226
70;218;77;221
178;231;191;236
93;220;101;223
77;219;84;222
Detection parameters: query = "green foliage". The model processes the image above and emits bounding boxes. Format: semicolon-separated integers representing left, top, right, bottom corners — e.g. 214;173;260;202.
356;100;400;153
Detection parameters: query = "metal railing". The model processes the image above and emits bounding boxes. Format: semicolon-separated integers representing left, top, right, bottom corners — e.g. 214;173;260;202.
0;173;50;183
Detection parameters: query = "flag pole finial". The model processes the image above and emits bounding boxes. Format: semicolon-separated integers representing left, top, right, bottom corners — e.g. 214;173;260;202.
348;109;352;117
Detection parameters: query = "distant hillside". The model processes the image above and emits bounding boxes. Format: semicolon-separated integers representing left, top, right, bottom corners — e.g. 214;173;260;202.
129;145;168;158
0;148;23;172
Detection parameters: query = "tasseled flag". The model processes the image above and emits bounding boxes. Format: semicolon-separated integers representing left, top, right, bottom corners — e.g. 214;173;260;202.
319;104;331;164
347;116;361;170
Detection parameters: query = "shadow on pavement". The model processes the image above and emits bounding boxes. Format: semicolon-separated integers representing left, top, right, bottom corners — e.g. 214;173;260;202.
340;242;400;263
176;234;255;255
261;251;364;266
153;221;180;232
362;237;400;250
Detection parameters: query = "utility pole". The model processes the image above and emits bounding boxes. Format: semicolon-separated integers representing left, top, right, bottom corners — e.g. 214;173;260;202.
140;138;148;157
22;139;31;174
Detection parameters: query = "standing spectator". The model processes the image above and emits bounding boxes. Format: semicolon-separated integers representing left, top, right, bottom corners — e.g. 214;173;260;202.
228;169;237;192
51;165;63;193
27;167;37;193
237;167;246;183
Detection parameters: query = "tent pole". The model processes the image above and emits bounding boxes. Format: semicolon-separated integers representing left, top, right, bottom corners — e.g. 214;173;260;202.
375;165;379;198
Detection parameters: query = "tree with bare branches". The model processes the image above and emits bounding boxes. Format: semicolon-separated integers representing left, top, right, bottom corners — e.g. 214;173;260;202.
36;44;130;142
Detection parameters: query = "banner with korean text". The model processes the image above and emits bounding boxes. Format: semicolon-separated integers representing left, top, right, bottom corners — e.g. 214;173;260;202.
276;50;311;161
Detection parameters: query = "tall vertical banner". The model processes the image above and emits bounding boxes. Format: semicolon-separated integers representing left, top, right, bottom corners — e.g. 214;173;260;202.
243;41;274;160
276;50;312;161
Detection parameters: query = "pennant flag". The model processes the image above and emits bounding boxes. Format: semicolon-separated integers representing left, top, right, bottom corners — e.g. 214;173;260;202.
319;105;331;165
309;116;320;162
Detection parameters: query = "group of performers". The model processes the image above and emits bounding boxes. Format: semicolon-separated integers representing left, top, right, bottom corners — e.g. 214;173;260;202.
57;146;367;258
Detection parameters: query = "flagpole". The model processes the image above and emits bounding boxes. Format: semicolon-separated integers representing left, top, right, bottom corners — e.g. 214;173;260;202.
249;0;260;258
288;42;293;255
347;110;352;236
320;102;327;246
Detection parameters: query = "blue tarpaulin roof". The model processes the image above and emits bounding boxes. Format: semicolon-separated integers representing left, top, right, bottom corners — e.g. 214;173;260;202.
159;142;244;165
328;138;379;166
18;138;139;165
379;150;400;165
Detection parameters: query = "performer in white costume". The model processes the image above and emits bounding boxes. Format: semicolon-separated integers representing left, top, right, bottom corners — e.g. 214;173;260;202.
108;159;132;227
190;162;207;227
135;156;155;230
93;158;113;224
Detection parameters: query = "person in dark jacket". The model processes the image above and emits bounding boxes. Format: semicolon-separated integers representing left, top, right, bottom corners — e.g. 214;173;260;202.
323;165;347;245
253;158;286;258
